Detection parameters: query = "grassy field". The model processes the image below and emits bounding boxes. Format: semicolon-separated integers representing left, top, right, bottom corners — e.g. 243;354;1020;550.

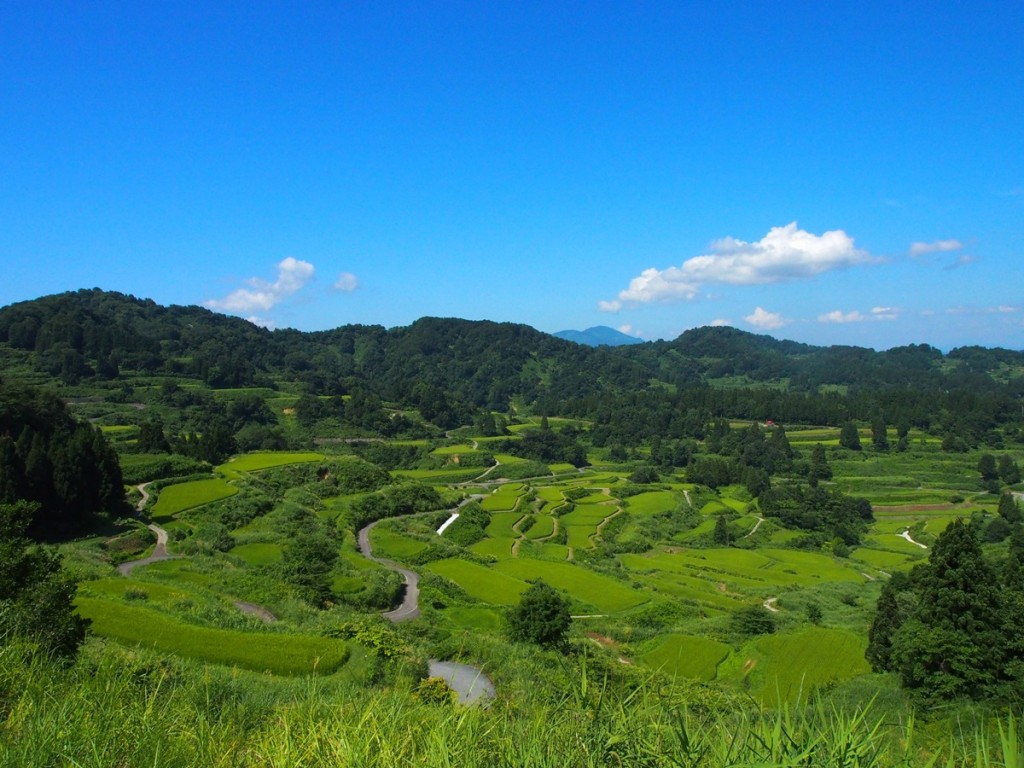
729;627;872;703
626;490;679;515
480;483;525;511
74;597;350;675
484;511;524;538
219;451;324;473
493;559;647;613
640;633;732;681
151;478;238;520
523;514;555;540
229;542;283;565
425;559;529;604
370;527;429;560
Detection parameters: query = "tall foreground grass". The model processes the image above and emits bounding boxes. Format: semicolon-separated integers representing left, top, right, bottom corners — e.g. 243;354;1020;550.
0;641;1020;767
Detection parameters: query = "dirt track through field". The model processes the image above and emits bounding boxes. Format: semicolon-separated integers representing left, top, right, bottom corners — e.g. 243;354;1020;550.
357;498;495;704
117;483;179;576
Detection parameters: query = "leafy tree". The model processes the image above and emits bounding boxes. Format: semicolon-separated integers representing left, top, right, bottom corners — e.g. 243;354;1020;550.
807;443;832;485
713;514;731;546
279;511;339;607
443;502;490;547
0;501;86;658
730;605;776;636
136;415;170;453
767;425;794;472
628;465;660;484
871;415;889;452
998;492;1022;524
866;571;916;671
507;580;572;650
998;454;1021;485
839;421;862;451
977;453;998;482
887;520;1010;701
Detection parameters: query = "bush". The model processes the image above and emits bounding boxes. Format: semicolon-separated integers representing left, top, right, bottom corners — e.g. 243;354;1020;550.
506;580;572;650
730;606;776;637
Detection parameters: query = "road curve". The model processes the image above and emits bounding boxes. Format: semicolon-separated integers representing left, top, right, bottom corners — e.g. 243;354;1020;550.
357;520;421;621
357;502;496;704
117;483;179;576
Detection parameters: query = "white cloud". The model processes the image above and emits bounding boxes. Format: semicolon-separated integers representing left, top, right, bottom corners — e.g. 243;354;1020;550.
819;306;900;324
710;318;731;327
333;272;360;292
947;304;1021;317
598;267;700;311
745;307;787;330
871;306;899;320
946;254;977;269
909;239;963;256
616;324;644;338
206;257;315;314
600;222;870;311
819;310;866;324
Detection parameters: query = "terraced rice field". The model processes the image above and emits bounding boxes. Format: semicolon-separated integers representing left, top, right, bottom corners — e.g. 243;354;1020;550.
523;515;555;540
470;537;515;558
620;547;863;597
229;542;283;565
493;558;647;613
640;634;732;681
732;627;871;703
626;490;679;515
425;559;529;604
485;511;524;538
74;598;350;675
151;478;238;520
481;483;525;511
219;451;324;473
370;528;429;560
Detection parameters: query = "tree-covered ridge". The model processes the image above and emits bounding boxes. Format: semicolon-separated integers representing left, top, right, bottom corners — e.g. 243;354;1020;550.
0;382;124;535
2;289;1022;400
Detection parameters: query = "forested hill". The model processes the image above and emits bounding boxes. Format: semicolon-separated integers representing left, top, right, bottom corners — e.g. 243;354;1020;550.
1;289;1022;411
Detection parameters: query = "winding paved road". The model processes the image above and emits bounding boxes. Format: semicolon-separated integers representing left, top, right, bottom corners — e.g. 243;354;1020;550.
357;497;496;705
117;483;180;576
357;519;421;622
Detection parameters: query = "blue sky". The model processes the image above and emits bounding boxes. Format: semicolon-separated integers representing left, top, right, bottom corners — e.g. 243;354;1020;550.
2;2;1022;350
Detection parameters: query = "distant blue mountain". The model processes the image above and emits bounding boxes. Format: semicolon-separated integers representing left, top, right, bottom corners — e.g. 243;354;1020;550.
553;326;644;347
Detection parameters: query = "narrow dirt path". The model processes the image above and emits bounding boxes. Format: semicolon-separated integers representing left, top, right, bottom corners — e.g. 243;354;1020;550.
358;501;496;703
590;506;622;547
117;483;179;576
510;514;530;557
470;457;502;482
763;597;779;613
743;515;765;539
234;600;277;622
118;483;279;623
357;520;421;622
899;529;928;549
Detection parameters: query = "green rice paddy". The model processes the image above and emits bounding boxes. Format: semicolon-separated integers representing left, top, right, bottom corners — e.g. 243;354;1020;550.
151;478;238;519
75;597;350;675
640;634;732;681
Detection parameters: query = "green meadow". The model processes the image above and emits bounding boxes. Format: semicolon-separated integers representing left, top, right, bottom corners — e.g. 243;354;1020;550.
150;478;238;520
75;597;350;675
